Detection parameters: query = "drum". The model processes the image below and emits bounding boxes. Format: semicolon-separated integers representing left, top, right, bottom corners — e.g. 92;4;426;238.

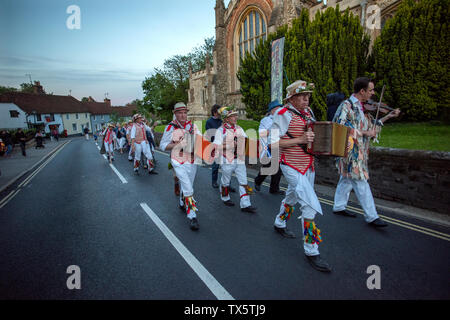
306;121;349;157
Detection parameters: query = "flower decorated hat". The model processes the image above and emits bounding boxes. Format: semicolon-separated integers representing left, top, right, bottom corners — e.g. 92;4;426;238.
285;80;315;100
218;106;238;119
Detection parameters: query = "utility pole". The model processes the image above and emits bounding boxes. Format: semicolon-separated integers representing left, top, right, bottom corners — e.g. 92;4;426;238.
25;74;32;84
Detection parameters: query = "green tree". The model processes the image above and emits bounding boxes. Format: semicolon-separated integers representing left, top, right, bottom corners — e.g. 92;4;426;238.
0;86;18;94
141;37;215;122
372;0;449;121
238;7;370;120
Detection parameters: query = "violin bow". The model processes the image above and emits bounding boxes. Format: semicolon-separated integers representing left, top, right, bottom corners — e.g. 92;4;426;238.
374;85;386;125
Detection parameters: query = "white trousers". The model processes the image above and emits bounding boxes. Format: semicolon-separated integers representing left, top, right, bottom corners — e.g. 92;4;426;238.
118;137;126;149
85;134;89;140
134;142;154;171
128;144;133;160
220;162;251;208
333;176;379;223
172;161;197;219
275;165;323;256
104;141;114;154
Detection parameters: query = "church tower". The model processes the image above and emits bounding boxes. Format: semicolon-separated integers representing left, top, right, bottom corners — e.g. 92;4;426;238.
214;0;228;107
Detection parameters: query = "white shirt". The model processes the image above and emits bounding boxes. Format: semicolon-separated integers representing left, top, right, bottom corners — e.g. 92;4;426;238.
259;115;273;159
160;121;200;152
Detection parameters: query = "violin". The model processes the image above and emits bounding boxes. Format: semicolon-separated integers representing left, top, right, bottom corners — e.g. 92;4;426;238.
363;98;396;114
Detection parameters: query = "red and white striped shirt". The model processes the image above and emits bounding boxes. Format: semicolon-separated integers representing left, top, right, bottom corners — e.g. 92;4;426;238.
279;107;314;175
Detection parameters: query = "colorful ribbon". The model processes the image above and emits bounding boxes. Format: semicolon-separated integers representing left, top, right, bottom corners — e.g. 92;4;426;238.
303;220;322;244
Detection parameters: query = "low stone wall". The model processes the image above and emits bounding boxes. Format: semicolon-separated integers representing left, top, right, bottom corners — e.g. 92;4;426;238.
154;132;450;214
314;148;450;214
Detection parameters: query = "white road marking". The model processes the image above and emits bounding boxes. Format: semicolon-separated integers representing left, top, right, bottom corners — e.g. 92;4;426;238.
0;189;21;209
140;203;235;300
0;190;16;207
109;163;128;184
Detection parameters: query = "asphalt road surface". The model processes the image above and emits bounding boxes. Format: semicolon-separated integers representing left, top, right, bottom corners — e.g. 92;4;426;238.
1;137;449;300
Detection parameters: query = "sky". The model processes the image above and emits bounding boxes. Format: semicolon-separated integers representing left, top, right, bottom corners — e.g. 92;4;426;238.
0;0;223;105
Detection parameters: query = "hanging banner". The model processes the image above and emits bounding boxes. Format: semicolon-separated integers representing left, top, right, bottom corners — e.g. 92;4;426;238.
271;37;285;104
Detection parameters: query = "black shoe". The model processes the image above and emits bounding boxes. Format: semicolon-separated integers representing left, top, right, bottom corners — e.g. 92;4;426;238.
269;189;285;195
333;210;357;218
274;226;296;238
212;182;219;188
179;204;185;212
369;218;388;228
254;183;261;192
229;186;236;193
241;206;257;213
190;218;199;231
306;255;332;273
223;200;235;207
149;170;158;175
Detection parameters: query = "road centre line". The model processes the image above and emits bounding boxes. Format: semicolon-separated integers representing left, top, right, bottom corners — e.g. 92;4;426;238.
140;203;235;300
0;190;16;207
19;141;69;188
0;189;21;209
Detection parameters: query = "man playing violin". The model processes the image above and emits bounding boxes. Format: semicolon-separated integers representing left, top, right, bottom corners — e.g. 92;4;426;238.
332;77;400;227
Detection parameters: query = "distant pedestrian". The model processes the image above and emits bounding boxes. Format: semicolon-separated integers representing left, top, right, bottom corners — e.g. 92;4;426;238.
0;130;13;157
83;127;90;140
52;129;59;142
15;128;27;156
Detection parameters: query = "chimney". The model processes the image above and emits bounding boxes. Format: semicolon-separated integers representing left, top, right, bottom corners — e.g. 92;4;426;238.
32;81;45;94
104;98;111;107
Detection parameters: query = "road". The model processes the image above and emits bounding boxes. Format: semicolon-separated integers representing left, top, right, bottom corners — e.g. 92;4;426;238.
1;137;449;300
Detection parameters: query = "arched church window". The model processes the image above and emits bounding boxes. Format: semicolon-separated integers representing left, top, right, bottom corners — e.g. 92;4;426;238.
238;9;267;60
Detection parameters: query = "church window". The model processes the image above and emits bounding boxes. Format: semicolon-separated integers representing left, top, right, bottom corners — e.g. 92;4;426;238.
238;8;267;60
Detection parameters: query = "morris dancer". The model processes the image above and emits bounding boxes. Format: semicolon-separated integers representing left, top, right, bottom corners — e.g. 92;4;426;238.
160;102;200;231
213;106;256;213
130;114;157;175
271;80;331;273
332;77;400;227
102;123;116;164
254;100;284;195
126;120;134;161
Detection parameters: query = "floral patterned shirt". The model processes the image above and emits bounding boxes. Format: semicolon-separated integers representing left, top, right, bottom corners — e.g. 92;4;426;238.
332;94;376;181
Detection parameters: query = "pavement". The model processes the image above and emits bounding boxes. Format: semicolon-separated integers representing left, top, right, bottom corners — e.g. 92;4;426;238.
0;136;449;300
0;137;68;194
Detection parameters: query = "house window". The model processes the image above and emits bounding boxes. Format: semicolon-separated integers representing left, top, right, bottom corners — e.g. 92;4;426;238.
50;114;55;121
9;110;20;118
72;123;77;131
101;115;104;120
76;113;79;119
93;115;96;121
85;113;88;118
36;114;42;121
66;114;70;120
